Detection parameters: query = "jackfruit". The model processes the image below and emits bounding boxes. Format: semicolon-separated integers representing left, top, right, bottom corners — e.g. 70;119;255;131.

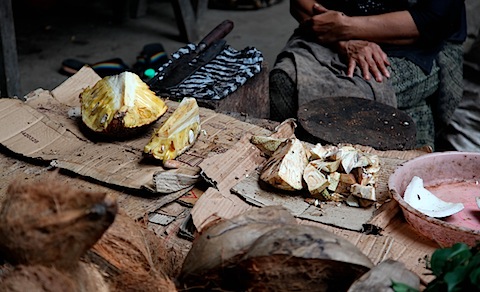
80;71;167;136
250;135;287;157
144;97;201;163
350;184;376;201
303;163;329;195
260;138;309;191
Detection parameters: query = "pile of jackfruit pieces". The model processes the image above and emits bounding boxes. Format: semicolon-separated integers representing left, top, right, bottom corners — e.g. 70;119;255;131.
251;136;381;208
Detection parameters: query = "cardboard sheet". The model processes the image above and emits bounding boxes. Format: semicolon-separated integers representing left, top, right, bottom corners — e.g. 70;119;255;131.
191;136;438;282
197;118;428;232
230;154;415;231
0;67;271;195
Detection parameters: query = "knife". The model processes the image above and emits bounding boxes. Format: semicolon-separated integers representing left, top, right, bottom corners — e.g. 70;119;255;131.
148;19;235;94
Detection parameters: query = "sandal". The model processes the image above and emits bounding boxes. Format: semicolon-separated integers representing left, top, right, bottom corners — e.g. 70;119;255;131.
132;43;169;80
59;58;130;77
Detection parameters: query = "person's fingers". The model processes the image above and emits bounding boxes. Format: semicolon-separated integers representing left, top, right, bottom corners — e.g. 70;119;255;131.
372;69;383;82
366;57;382;82
359;59;371;81
378;50;391;77
381;51;391;66
377;61;390;79
371;54;388;81
347;59;356;77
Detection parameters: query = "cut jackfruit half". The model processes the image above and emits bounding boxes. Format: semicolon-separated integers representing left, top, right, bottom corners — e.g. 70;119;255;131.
80;71;167;135
144;97;201;163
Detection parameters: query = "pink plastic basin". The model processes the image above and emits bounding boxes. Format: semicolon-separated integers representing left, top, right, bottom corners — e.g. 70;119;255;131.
389;151;480;248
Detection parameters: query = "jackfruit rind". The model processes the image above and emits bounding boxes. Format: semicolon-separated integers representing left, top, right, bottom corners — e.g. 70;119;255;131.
80;71;167;135
144;97;201;163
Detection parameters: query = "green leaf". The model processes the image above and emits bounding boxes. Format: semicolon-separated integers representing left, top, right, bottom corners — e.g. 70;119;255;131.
430;243;471;276
468;253;480;288
470;267;480;288
391;280;419;292
444;266;468;292
424;280;446;292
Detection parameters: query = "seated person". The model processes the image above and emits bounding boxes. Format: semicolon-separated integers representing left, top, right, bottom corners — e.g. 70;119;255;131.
269;0;467;149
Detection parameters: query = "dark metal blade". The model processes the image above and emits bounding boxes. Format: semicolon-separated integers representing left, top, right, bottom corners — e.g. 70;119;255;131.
147;20;234;92
151;39;227;94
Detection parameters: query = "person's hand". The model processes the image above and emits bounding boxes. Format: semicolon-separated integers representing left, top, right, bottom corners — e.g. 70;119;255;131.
301;3;349;43
339;40;391;82
290;0;317;22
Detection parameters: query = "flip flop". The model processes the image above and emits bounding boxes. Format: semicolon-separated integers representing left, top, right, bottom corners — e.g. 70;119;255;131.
132;43;169;80
59;58;130;77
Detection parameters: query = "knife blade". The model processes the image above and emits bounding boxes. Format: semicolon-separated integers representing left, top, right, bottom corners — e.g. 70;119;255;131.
148;19;234;93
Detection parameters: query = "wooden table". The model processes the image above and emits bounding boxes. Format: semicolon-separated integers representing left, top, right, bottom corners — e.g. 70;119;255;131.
0;66;440;287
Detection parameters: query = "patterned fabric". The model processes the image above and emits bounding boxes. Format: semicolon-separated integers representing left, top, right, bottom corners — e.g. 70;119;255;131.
272;32;397;108
269;31;464;149
153;44;263;100
434;43;464;133
390;42;464;147
387;56;440;147
269;67;297;121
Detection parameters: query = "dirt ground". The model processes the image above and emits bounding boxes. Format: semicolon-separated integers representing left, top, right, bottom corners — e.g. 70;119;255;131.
13;0;295;97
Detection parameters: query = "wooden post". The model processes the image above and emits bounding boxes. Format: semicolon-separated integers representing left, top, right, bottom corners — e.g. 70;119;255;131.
171;0;208;43
0;0;20;98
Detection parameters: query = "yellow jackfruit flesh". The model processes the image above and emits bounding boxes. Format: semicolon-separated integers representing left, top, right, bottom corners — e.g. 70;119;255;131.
260;138;309;191
250;135;287;157
80;72;167;135
144;97;201;163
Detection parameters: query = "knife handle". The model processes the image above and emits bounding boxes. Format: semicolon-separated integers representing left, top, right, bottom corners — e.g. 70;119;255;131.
197;20;234;52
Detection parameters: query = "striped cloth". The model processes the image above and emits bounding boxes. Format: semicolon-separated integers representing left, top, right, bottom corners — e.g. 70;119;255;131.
154;43;263;100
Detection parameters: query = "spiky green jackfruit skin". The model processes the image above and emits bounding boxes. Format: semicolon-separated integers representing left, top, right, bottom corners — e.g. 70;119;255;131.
80;72;168;136
144;97;201;163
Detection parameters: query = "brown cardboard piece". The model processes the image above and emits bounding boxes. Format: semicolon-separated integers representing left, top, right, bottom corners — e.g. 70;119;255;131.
230;154;416;231
0;67;271;195
191;126;438;282
197;119;427;232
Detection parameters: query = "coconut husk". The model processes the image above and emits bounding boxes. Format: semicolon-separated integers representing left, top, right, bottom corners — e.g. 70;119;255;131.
0;176;117;270
0;175;177;291
234;225;373;291
87;211;179;290
179;207;374;291
1;262;110;292
178;206;297;289
1;265;76;292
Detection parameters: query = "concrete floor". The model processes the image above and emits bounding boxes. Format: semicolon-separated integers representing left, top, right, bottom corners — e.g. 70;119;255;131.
13;0;297;97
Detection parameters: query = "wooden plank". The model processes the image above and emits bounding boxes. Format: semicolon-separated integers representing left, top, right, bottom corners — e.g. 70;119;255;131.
194;0;208;20
0;0;20;98
171;0;199;43
197;62;270;119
